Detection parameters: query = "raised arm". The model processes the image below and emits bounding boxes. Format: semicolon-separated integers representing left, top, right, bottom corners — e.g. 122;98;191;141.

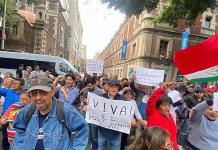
146;87;165;116
189;99;213;124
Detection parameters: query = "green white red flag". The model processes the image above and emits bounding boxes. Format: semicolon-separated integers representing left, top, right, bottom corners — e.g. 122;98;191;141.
174;34;218;82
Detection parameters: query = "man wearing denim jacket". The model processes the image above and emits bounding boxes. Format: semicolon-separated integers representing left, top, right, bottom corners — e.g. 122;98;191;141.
12;77;89;150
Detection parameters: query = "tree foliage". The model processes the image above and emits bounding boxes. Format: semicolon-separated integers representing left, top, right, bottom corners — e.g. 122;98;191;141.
0;0;15;27
101;0;218;27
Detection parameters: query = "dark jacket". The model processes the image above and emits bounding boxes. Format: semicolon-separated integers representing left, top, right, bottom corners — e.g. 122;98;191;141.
185;95;204;109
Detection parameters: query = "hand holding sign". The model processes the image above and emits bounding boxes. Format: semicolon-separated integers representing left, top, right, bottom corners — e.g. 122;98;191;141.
86;92;135;134
86;59;104;74
168;90;182;103
135;67;165;86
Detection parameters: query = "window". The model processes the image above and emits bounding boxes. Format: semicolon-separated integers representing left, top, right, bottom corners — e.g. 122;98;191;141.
204;16;212;29
0;58;55;73
159;40;169;58
59;62;73;74
132;43;136;58
38;12;43;20
12;25;18;35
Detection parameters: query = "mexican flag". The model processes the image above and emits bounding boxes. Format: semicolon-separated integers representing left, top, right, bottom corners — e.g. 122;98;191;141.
174;34;218;82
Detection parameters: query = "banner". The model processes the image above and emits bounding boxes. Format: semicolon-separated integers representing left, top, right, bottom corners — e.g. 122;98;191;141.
121;40;128;59
135;67;165;86
86;59;104;74
181;31;190;49
85;93;135;134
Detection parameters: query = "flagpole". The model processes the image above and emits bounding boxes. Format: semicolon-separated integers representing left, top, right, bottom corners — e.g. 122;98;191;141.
1;0;7;49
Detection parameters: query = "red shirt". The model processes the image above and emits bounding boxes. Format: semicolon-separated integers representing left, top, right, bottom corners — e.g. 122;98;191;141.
146;88;178;150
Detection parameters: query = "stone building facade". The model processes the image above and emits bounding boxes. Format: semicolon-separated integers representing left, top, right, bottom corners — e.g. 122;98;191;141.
68;0;84;70
99;2;217;81
3;0;85;66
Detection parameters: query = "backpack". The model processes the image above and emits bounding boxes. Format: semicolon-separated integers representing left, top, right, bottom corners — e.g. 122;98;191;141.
24;99;74;139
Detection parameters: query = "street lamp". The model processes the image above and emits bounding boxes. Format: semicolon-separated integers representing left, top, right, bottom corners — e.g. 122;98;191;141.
1;0;7;49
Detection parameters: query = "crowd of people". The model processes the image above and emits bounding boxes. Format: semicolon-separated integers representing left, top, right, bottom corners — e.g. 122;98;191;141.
0;64;218;150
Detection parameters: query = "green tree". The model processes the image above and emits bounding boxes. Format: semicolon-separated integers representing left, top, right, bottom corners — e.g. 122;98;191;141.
0;0;15;27
101;0;217;27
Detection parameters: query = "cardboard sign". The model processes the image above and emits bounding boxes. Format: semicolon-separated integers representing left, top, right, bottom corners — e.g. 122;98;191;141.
135;67;165;86
168;90;182;103
213;92;218;111
86;59;104;74
85;93;135;134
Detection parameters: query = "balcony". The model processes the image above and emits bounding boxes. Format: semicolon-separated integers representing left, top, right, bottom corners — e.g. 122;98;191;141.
144;56;172;65
201;27;215;36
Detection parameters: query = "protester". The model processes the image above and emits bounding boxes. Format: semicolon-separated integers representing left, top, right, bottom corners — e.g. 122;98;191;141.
75;74;85;90
101;77;110;93
203;87;214;99
183;84;195;101
22;69;31;91
146;83;178;150
0;78;23;150
4;72;13;79
185;87;204;109
121;88;145;150
43;69;55;80
54;73;79;105
98;80;125;150
2;78;14;89
0;93;31;143
128;126;173;150
80;77;103;150
16;64;24;79
187;98;218;150
30;65;43;79
13;77;89;149
119;78;129;90
0;72;3;85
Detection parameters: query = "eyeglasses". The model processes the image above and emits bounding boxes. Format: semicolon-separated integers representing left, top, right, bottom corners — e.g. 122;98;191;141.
30;90;49;97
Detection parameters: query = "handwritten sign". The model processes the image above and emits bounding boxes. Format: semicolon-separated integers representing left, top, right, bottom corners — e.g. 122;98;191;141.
86;59;104;74
85;93;135;134
168;90;182;103
135;67;165;86
213;93;218;111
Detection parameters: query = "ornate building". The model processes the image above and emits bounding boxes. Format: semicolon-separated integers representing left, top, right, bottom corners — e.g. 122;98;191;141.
3;0;86;67
98;2;217;80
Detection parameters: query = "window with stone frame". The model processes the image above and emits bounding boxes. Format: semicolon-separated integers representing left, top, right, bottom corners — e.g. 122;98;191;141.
132;43;136;58
204;16;212;29
12;24;18;35
159;40;169;58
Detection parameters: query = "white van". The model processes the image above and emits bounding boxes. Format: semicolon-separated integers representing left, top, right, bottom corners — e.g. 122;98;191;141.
0;50;78;77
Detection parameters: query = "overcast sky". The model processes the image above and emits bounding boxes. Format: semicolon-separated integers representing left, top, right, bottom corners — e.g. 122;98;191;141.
79;0;125;59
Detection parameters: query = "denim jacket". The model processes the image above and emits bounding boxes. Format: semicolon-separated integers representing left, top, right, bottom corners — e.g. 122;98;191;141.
12;99;89;150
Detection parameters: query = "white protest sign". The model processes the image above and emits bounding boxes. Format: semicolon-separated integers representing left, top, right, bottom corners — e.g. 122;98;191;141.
86;59;104;74
168;90;182;103
213;92;218;111
85;92;135;134
135;67;165;86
